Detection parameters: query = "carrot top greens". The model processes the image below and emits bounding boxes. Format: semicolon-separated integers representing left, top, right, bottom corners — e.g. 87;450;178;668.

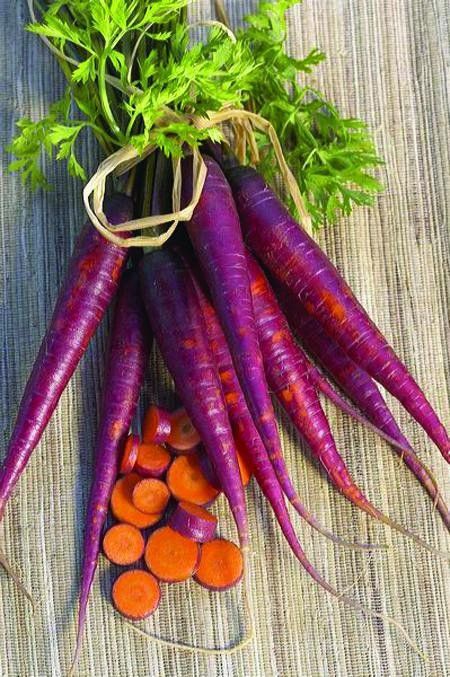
9;0;383;228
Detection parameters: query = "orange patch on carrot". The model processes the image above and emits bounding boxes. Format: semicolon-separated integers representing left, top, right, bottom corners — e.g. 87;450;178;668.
321;290;345;321
271;330;285;343
109;420;123;439
225;392;240;406
183;338;196;349
280;387;293;402
250;279;265;296
219;369;233;383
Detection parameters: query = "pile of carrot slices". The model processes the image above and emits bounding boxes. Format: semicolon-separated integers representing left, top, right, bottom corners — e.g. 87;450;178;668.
105;406;247;620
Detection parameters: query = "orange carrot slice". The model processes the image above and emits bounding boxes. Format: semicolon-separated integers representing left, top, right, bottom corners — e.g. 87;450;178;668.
119;434;139;474
103;523;144;565
144;526;200;582
132;478;170;514
167;409;201;451
194;539;243;591
166;454;220;505
135;443;171;478
112;570;161;620
142;405;172;444
111;473;163;529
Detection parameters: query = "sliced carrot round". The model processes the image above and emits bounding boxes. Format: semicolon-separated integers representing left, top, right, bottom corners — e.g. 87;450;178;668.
111;473;163;529
166;454;220;505
144;526;200;583
112;570;161;620
142;405;172;444
119;434;139;474
167;409;201;451
103;523;144;565
132;478;170;514
135;443;171;478
194;539;243;591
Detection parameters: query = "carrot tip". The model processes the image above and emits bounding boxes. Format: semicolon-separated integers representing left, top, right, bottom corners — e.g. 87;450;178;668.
0;547;35;610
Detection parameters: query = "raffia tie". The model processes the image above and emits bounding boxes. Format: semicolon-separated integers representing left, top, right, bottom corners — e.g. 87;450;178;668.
83;107;313;248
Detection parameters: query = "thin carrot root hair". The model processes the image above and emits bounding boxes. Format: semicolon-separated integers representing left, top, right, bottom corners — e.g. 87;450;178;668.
318;481;449;561
0;547;35;610
288;497;387;552
316;378;417;458
120;545;255;655
374;512;450;562
333;592;428;661
287;536;428;661
318;378;449;521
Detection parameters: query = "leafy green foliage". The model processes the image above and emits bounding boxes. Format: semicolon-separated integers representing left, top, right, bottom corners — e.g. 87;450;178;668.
10;0;383;226
7;91;87;188
237;1;383;226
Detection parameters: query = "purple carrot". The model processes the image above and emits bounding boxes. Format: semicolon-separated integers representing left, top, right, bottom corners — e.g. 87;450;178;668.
138;248;248;549
247;254;378;511
182;155;287;503
247;255;448;557
0;195;133;596
278;291;450;529
225;164;450;464
70;269;151;672
190;260;377;550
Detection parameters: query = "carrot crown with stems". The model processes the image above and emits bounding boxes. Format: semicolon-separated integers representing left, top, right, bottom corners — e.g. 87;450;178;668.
9;0;383;235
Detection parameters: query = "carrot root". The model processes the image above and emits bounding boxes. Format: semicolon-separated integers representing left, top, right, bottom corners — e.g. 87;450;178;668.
0;547;35;610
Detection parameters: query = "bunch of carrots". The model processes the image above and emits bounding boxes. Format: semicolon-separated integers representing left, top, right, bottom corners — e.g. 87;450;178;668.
2;0;449;671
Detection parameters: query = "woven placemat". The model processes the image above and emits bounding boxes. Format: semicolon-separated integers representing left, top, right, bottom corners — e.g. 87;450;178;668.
0;1;449;675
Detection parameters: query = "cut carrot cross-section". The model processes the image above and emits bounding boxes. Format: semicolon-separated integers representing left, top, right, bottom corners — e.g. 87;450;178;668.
112;570;161;620
111;473;163;529
144;526;200;582
142;405;172;444
194;539;243;591
132;478;170;514
135;443;171;478
119;433;139;474
169;501;217;543
167;409;201;451
166;454;220;505
103;523;144;565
